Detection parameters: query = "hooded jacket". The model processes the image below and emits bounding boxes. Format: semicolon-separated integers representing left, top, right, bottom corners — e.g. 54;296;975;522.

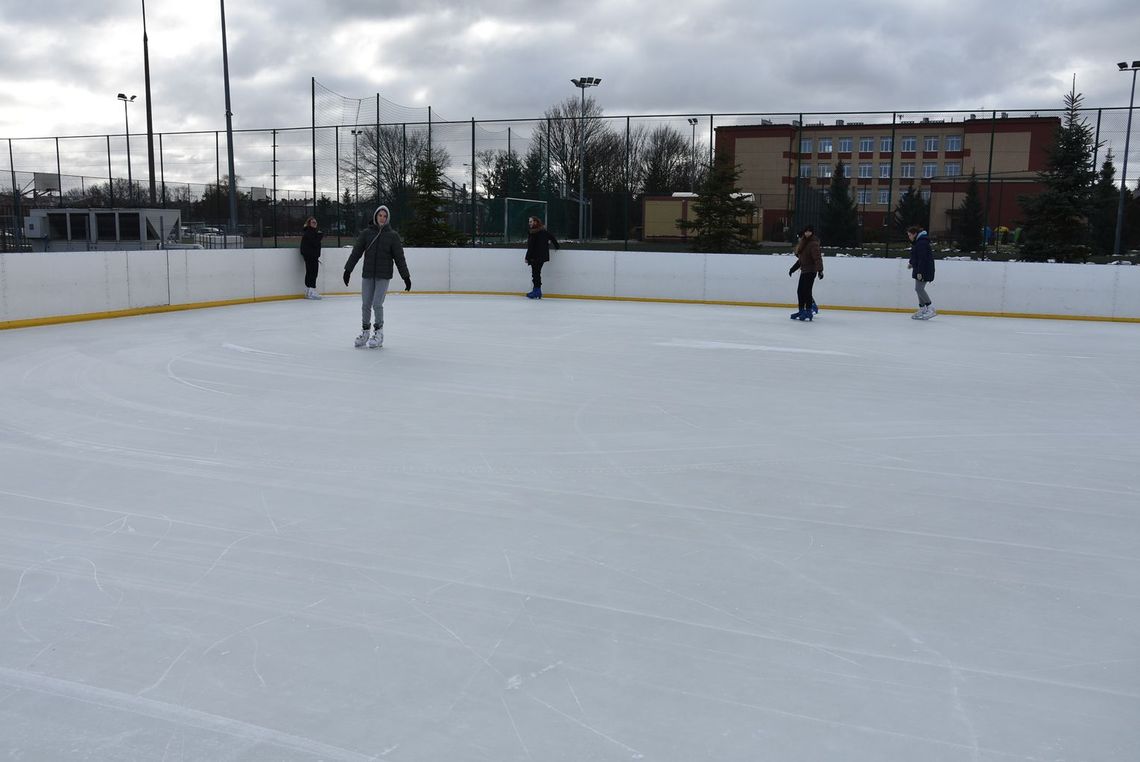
908;231;935;282
345;205;410;282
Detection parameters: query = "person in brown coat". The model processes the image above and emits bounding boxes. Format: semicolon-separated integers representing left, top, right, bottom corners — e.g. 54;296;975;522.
787;225;823;321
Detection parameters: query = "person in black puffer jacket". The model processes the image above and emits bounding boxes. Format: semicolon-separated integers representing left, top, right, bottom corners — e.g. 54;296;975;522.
907;225;936;320
344;205;411;348
523;216;559;299
300;216;323;299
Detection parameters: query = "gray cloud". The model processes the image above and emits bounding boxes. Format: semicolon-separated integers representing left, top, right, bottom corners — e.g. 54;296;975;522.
3;0;1139;188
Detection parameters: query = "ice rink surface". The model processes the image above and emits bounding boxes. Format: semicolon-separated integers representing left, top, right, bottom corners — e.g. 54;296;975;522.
1;294;1138;761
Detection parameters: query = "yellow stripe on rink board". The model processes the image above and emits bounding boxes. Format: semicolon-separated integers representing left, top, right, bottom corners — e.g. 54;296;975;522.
0;294;305;330
434;292;1140;322
2;291;1138;329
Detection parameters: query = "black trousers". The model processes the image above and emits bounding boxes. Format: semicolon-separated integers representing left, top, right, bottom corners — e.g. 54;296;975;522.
797;272;816;310
530;261;544;289
302;255;320;289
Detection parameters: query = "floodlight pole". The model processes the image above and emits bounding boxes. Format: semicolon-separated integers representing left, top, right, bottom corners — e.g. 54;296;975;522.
219;0;239;236
688;117;699;191
1114;61;1139;258
571;76;600;240
141;0;157;205
117;94;136;202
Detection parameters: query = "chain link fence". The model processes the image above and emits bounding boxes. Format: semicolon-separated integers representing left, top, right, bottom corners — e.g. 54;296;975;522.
3;97;1138;257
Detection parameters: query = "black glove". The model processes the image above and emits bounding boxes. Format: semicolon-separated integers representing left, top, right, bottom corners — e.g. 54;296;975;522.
342;271;350;287
817;272;824;280
788;265;795;276
404;279;412;292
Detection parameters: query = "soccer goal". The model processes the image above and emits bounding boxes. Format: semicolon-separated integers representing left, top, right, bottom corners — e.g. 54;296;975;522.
503;198;548;243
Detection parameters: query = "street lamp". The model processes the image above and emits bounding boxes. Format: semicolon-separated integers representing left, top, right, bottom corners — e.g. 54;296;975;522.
687;117;699;191
1114;60;1139;258
117;93;136;204
571;76;601;240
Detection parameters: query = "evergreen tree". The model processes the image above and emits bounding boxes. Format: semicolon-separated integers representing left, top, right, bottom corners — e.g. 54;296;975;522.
820;162;858;246
676;153;757;252
1089;152;1120;256
957;172;984;252
1018;84;1099;262
892;187;929;233
403;156;459;246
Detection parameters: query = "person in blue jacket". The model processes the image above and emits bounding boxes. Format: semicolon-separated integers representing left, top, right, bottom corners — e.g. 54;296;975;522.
907;225;936;320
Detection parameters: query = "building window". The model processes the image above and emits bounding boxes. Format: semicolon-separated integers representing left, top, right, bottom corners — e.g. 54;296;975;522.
96;213;117;240
901;162;916;178
818;137;833;153
118;213;141;241
856;188;871;205
922;162;938;178
944;162;962;177
880;136;893;153
799;163;812;178
800;138;813;153
859;136;874;152
858;163;872;178
920;189;931;202
877;189;890;205
47;213;69;240
70;213;89;241
879;163;892;178
923;136;940;152
946;134;963;151
818;164;833;178
901;136;917;152
838;137;852;152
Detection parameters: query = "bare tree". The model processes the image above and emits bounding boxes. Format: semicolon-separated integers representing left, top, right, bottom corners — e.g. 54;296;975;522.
532;96;613;198
636;125;691;195
339;125;451;203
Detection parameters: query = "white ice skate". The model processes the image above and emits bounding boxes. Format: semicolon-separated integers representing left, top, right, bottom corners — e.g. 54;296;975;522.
919;306;936;320
354;330;369;348
911;306;926;320
367;329;383;348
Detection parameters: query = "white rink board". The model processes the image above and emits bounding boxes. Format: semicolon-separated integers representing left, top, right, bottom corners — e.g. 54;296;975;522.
2;247;1140;324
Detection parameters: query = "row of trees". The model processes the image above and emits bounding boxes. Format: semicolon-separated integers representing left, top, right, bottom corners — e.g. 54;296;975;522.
341;96;709;229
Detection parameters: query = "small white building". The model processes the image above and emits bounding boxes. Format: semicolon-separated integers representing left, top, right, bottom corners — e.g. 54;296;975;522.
23;208;183;251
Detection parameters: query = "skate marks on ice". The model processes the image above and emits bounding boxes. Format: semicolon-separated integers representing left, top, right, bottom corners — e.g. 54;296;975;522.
0;666;376;761
655;338;852;356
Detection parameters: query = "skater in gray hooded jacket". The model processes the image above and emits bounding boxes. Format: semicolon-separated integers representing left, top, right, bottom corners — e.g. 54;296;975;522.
344;205;411;348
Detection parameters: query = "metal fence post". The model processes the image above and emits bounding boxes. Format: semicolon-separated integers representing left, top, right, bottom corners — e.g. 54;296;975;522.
107;135;114;208
9;139;23;246
55;137;63;207
984;110;996;257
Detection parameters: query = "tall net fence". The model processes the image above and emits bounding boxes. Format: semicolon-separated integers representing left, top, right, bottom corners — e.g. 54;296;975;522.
3;86;1138;256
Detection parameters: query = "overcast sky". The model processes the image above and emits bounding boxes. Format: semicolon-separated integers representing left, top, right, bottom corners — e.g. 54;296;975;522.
2;0;1139;188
